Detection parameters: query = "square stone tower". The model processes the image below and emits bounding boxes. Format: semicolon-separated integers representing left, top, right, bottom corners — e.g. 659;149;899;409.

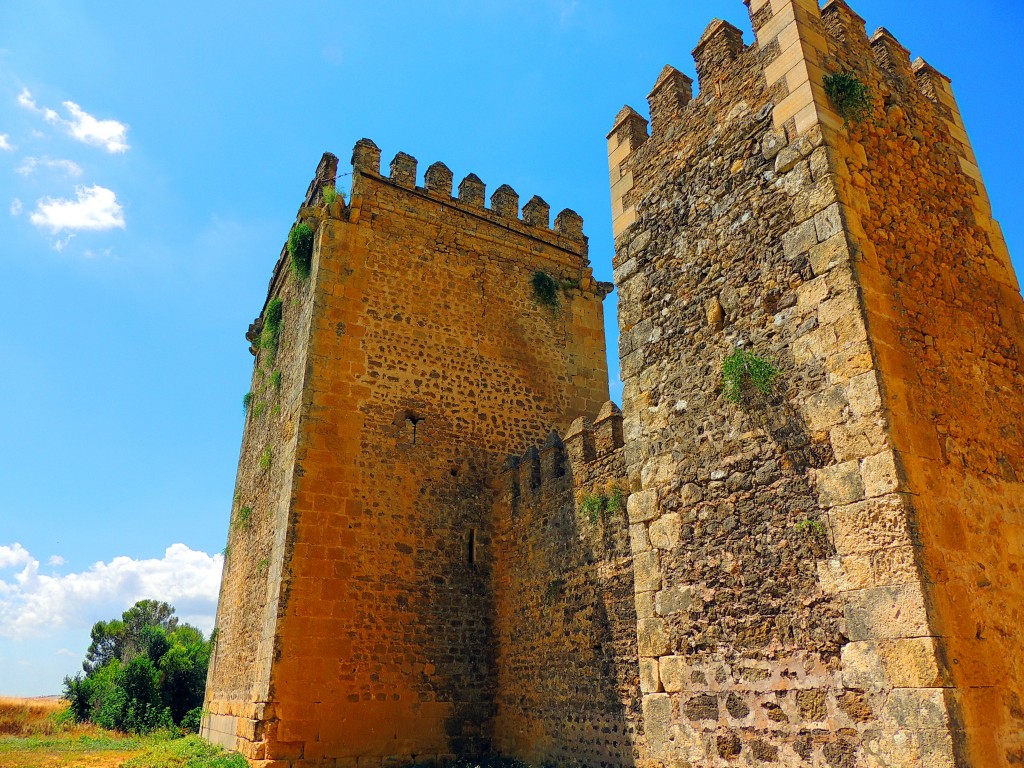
202;142;612;765
609;0;1024;765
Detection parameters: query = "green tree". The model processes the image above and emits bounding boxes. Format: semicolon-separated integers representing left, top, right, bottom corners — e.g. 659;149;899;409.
62;600;213;734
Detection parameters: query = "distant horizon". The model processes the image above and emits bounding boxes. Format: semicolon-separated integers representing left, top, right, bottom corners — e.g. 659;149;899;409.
2;0;1023;697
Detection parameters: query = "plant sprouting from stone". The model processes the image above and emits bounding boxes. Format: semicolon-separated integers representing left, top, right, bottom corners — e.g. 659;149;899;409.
243;392;253;413
235;506;253;530
824;72;871;126
259;446;273;471
722;348;780;405
321;186;339;206
288;223;314;279
261;298;284;359
531;271;560;309
271;370;282;393
579;494;605;524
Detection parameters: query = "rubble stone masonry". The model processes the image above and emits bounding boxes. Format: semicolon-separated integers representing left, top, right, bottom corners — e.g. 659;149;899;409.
611;0;1023;766
204;1;1023;766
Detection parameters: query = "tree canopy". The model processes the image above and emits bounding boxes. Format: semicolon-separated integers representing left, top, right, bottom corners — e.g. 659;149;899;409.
63;600;212;734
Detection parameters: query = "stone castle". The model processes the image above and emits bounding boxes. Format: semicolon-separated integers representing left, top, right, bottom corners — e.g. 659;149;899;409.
201;0;1024;766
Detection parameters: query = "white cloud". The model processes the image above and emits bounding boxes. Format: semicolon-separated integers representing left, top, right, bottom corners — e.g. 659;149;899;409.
17;88;37;111
0;544;32;569
15;156;83;178
0;543;223;640
10;198;23;216
0;134;13;151
18;88;129;153
47;555;66;567
30;185;125;233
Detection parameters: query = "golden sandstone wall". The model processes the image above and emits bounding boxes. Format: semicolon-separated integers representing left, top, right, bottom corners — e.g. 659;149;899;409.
611;0;1024;766
204;141;616;765
204;0;1023;765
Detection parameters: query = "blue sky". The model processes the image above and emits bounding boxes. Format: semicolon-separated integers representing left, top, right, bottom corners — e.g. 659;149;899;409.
0;0;1021;696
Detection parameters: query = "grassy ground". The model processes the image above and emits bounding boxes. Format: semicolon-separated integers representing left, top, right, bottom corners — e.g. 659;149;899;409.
0;697;247;768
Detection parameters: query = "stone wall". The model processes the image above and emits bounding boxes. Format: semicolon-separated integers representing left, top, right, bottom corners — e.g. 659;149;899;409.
203;154;339;753
610;0;1024;766
812;3;1024;764
204;141;613;766
491;404;641;766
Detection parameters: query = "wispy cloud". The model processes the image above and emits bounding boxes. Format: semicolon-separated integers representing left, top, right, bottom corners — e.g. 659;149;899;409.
0;134;13;151
10;198;23;216
18;88;129;154
0;543;223;639
30;185;125;234
47;555;66;567
15;156;83;178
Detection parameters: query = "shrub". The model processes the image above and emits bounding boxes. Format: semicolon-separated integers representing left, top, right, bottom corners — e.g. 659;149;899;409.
531;271;560;309
180;707;203;734
288;223;314;279
260;298;283;359
824;72;871;125
722;348;780;405
62;602;212;735
242;392;253;413
321;186;339;206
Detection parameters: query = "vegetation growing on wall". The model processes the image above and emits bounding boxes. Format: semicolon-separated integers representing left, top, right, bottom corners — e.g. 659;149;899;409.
531;271;560;309
260;298;283;359
722;348;780;405
824;72;872;125
288;224;314;279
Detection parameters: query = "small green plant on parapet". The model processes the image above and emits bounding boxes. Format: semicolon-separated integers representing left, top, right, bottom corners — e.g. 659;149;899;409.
243;392;253;413
234;506;253;531
531;270;560;310
259;446;273;471
322;185;339;206
824;72;872;126
221;544;230;562
271;370;282;393
261;298;284;359
253;402;267;419
722;348;780;405
288;223;315;279
257;558;270;574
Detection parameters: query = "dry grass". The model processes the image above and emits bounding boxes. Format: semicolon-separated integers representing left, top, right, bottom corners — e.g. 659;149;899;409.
0;699;246;768
0;697;73;737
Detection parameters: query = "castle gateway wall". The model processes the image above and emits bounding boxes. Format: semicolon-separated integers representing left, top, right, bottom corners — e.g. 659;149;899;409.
611;0;1024;765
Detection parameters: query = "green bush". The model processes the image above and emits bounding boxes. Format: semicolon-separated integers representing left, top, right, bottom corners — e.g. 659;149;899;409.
288;223;314;279
531;271;560;309
321;186;339;206
242;392;253;413
259;446;273;471
824;72;871;125
579;494;605;524
62;601;213;735
722;348;780;405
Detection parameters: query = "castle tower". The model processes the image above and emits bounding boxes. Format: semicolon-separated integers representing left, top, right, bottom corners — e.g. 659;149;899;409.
202;141;611;765
610;1;1024;766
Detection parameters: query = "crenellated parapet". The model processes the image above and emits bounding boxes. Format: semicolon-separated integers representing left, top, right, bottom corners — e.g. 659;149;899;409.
497;401;625;503
347;137;590;261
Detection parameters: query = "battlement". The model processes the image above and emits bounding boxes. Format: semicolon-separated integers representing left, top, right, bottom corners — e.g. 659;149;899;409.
608;0;971;240
498;401;624;500
346;138;589;257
